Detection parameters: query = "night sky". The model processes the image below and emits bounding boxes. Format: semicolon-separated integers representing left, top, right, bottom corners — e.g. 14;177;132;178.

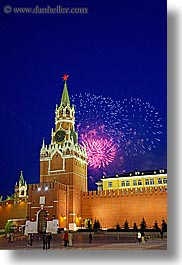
0;0;167;197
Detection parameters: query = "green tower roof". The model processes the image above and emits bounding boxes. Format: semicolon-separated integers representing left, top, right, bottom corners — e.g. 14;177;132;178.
61;81;70;107
19;170;25;186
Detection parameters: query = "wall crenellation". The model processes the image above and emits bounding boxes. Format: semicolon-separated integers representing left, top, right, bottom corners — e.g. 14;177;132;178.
82;186;167;199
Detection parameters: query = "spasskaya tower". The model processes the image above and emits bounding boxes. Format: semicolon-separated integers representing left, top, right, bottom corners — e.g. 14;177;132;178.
40;74;87;190
27;75;87;232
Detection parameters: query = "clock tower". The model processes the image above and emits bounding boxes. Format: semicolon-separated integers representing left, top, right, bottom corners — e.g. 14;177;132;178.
39;75;87;230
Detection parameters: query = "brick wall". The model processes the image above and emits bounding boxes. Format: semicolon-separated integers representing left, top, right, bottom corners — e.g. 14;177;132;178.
81;187;167;229
0;200;27;229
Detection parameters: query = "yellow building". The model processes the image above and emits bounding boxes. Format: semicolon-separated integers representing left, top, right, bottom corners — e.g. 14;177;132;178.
96;169;167;191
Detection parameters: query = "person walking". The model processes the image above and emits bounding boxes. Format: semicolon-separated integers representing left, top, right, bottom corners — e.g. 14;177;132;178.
42;232;48;250
89;232;92;243
10;233;14;243
137;231;141;244
28;233;34;246
141;231;145;244
47;232;52;249
68;231;73;246
63;231;68;247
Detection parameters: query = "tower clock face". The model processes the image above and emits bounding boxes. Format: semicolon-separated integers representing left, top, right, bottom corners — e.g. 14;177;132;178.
55;130;66;143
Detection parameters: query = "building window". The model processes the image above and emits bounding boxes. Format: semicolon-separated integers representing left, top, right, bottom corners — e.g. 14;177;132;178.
108;182;112;188
163;178;167;184
138;180;142;185
150;179;154;185
133;180;137;186
145;179;149;185
121;181;125;187
126;180;130;186
39;196;45;205
158;178;162;184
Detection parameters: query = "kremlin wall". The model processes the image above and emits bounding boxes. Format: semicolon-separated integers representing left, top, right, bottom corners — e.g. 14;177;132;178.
0;76;167;232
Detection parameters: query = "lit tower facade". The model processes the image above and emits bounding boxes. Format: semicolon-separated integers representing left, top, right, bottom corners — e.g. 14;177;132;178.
40;74;87;190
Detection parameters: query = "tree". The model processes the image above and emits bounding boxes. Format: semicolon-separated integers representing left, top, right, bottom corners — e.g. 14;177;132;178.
123;220;129;231
5;220;13;234
133;222;138;231
161;219;167;232
140;217;147;230
93;219;101;232
116;223;121;231
153;220;160;231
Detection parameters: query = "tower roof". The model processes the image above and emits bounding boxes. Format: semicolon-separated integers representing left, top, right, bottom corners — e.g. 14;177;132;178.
60;75;70;107
19;170;25;186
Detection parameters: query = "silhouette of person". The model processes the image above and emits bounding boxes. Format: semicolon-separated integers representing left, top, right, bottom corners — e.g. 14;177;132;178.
89;232;92;243
47;232;52;249
42;232;48;250
63;231;68;247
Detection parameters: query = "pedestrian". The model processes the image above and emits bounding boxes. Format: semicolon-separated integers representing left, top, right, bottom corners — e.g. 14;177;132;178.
89;232;92;243
141;231;145;244
63;230;68;247
137;231;141;244
68;231;73;246
160;230;164;240
10;233;14;243
42;232;48;250
47;232;52;249
28;233;34;246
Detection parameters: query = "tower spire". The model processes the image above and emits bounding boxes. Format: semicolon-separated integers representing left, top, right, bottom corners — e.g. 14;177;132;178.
60;74;70;107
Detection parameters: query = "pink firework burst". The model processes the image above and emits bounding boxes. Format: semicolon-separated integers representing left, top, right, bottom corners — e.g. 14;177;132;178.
81;135;118;169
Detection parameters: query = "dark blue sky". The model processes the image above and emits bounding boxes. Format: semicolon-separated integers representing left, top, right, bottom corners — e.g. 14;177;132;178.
0;0;167;197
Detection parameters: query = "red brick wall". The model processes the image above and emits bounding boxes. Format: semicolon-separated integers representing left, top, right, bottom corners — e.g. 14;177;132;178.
0;200;27;229
81;187;167;229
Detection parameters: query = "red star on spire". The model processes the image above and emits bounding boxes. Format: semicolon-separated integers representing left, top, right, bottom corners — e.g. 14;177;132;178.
62;74;69;81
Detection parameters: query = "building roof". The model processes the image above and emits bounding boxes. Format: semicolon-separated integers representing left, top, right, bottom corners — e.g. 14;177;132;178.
101;169;167;180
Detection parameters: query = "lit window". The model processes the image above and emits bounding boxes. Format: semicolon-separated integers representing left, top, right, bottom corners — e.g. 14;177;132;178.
150;179;154;185
108;182;112;188
121;181;125;187
39;196;45;204
126;180;130;186
133;180;137;186
158;178;162;184
163;178;167;184
145;179;149;185
138;180;142;185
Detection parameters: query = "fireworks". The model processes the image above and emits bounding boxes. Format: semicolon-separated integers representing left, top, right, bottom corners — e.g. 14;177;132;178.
80;130;118;168
71;93;164;173
120;97;163;156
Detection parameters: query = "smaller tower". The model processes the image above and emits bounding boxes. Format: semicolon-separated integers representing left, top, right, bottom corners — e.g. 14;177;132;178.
14;171;27;203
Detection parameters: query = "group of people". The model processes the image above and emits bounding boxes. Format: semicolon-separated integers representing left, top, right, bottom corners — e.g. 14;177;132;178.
137;230;145;244
63;230;73;247
42;232;52;250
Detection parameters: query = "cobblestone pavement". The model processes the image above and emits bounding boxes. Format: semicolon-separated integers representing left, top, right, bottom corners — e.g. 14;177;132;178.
0;236;167;250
